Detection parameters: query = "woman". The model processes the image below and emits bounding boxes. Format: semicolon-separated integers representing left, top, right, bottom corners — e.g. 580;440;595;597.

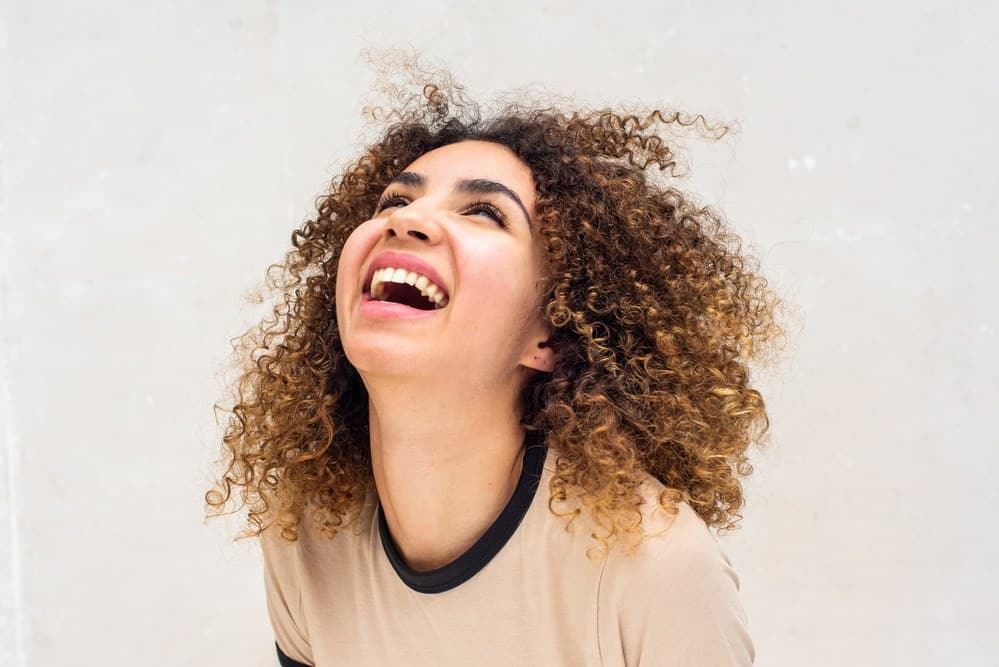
206;58;785;666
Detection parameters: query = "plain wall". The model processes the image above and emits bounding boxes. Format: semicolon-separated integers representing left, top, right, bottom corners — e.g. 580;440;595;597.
1;1;996;665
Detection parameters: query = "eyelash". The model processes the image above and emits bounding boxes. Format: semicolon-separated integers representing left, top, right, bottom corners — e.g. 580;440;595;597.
374;192;509;228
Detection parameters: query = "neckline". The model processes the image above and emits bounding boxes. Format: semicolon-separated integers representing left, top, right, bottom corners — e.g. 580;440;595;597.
376;429;547;594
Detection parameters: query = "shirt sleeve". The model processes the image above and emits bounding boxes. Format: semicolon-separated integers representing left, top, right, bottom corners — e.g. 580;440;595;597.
260;529;316;666
598;502;756;666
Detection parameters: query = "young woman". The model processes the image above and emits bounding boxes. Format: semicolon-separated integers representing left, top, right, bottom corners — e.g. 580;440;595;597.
206;60;786;666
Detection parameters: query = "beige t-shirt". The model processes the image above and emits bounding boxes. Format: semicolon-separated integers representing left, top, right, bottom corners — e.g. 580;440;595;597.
261;439;755;666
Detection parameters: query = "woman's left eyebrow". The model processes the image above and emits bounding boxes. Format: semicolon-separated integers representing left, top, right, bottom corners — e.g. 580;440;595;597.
387;171;533;229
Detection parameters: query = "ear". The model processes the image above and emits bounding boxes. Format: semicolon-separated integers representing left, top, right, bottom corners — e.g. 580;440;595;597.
520;331;555;374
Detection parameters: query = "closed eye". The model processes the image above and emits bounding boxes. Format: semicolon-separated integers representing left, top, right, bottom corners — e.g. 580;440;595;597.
464;201;508;227
374;194;408;212
374;194;509;228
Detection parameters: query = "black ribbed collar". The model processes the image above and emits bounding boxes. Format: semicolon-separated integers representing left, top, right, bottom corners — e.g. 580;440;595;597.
376;429;547;594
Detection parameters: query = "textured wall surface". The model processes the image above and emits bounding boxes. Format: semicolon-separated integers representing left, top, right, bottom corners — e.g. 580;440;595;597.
1;1;996;665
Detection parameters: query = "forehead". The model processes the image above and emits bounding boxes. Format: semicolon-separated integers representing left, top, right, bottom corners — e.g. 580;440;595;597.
404;140;535;205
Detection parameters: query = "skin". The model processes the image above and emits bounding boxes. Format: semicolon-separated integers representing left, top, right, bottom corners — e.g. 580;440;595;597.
334;140;556;572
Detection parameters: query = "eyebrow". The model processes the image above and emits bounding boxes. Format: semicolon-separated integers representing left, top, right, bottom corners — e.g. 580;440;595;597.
385;171;533;229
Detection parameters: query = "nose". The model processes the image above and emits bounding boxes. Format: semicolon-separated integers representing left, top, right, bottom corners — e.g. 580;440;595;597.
382;201;443;243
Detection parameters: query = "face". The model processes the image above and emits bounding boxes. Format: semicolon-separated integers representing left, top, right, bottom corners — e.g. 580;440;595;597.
335;140;552;388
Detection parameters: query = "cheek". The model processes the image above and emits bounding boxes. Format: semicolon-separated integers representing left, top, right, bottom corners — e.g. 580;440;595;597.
335;225;375;303
462;260;538;318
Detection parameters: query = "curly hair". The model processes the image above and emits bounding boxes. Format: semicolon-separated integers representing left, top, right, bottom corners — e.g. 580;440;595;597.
205;51;790;562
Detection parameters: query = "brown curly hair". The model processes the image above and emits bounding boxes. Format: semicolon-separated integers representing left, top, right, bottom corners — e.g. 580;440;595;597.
205;51;789;561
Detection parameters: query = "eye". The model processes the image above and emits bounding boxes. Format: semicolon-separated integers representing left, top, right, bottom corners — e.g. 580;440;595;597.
374;193;408;214
373;192;509;229
464;201;509;228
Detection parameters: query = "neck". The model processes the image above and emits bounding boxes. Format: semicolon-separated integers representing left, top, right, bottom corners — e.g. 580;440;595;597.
365;384;527;572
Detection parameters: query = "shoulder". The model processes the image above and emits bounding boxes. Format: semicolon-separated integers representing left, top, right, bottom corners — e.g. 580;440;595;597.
259;524;315;666
600;485;742;600
258;497;377;667
596;477;756;665
258;496;373;609
260;491;377;559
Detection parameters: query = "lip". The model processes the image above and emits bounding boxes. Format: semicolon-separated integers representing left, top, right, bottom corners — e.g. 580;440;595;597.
362;251;450;299
360;291;443;319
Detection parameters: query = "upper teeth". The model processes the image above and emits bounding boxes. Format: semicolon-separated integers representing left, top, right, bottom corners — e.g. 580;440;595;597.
370;267;449;309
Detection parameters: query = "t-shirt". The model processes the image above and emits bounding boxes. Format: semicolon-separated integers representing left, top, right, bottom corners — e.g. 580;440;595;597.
260;436;756;666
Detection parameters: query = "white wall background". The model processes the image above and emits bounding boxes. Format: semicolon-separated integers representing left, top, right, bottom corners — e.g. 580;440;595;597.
2;1;996;665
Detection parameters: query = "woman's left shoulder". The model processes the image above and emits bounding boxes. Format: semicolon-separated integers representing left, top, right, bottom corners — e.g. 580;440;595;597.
612;476;741;585
597;479;756;665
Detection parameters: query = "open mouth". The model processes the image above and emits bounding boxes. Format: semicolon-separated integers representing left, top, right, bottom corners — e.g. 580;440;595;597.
365;266;451;310
367;281;443;311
